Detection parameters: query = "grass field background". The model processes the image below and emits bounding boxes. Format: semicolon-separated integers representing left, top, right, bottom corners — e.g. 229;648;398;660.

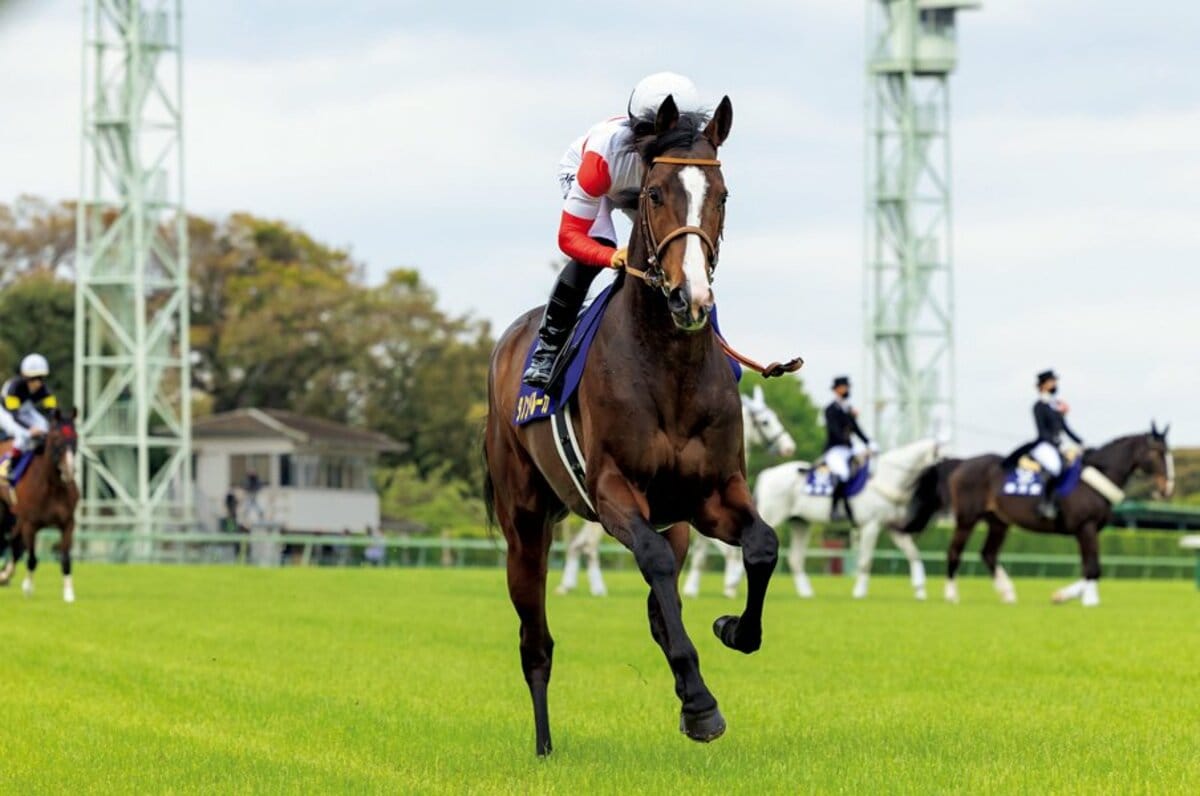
5;564;1199;793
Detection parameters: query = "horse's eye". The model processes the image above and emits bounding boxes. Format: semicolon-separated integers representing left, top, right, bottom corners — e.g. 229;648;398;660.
647;187;663;207
720;191;729;206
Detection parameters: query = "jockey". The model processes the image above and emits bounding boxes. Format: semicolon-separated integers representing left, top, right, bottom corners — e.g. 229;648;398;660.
522;72;709;389
1030;369;1083;518
824;376;876;522
0;353;57;486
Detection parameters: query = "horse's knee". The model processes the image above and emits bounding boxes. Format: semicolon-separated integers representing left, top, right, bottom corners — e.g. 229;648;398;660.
632;532;677;583
742;521;778;569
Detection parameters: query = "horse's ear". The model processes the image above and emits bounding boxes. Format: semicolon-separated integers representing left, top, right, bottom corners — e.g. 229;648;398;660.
752;384;764;404
70;406;79;422
654;95;679;136
1151;420;1159;437
1162;423;1171;439
51;408;62;423
703;95;733;148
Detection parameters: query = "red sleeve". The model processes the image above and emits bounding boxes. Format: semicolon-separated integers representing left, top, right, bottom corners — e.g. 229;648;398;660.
575;150;612;197
558;211;616;267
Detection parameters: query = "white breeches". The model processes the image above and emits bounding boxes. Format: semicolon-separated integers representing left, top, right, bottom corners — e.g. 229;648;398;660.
1031;441;1062;477
825;445;853;482
0;405;47;450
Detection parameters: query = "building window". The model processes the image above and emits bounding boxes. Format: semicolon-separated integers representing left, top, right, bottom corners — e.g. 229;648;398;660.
230;454;272;488
279;454;293;487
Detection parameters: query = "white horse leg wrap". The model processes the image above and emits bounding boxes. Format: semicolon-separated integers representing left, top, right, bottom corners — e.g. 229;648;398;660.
1081;579;1100;607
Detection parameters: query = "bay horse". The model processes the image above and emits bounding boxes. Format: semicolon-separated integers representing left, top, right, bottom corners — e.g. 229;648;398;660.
484;96;782;755
901;425;1173;607
0;409;80;602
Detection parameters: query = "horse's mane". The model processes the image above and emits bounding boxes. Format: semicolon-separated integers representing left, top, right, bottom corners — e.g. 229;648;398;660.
631;113;711;163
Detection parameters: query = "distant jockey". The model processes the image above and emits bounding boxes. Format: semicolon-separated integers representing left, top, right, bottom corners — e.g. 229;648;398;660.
0;353;57;488
823;375;876;523
522;72;710;390
1030;369;1084;519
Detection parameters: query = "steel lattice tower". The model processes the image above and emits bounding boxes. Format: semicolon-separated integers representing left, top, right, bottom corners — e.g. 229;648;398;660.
864;0;978;447
75;0;192;537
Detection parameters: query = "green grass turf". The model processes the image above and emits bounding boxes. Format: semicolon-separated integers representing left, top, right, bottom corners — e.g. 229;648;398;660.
4;565;1199;794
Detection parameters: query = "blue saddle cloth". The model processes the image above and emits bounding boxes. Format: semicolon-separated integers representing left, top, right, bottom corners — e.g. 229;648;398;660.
1001;455;1083;498
513;284;741;426
804;463;869;498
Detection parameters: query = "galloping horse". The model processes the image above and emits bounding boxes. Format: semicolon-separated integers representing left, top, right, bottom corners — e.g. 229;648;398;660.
558;387;795;597
485;96;783;755
903;425;1173;606
0;409;80;602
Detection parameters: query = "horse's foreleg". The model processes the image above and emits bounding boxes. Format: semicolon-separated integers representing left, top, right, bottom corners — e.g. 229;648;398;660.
17;523;34;597
720;541;743;599
0;509;15;586
888;529;927;600
981;517;1015;604
596;473;722;743
786;520;814;598
61;521;75;603
945;520;976;604
852;521;882;599
554;526;584;595
583;524;607;596
504;509;557;756
696;478;779;656
681;531;707;598
1076;521;1101;607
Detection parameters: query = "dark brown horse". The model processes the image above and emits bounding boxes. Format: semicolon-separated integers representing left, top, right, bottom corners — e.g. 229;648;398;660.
0;409;80;602
902;425;1173;607
484;96;781;755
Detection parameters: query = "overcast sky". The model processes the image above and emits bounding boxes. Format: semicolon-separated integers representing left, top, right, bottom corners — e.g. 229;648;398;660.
2;0;1197;453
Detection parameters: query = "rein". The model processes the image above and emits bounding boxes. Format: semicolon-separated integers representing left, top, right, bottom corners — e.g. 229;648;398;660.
624;155;804;379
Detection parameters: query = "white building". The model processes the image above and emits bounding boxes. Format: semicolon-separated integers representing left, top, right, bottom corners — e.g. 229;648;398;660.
192;408;403;534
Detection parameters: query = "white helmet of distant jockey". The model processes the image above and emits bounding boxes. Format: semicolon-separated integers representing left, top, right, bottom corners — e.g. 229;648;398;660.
628;72;705;127
20;353;49;379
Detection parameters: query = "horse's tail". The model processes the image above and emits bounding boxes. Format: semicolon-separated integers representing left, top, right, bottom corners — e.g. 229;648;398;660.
481;437;497;534
899;458;961;535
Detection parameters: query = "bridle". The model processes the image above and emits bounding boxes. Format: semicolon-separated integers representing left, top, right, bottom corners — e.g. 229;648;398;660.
626;155;723;290
744;401;789;455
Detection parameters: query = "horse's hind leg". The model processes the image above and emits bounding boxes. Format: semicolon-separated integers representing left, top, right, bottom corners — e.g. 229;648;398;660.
14;523;33;596
980;516;1015;604
681;532;707;598
720;541;743;599
888;529;927;600
787;520;814;598
503;506;558;756
554;524;583;595
583;523;607;596
0;510;13;586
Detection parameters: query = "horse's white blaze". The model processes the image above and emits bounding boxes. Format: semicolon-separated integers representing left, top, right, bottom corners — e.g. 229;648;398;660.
61;450;75;483
1165;451;1175;496
677;166;713;312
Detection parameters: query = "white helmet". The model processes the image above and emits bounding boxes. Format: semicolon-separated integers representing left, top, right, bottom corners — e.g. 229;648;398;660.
20;353;49;379
628;72;705;125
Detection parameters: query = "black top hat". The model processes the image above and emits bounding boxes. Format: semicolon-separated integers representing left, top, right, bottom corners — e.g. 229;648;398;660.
1036;369;1058;387
832;376;850;389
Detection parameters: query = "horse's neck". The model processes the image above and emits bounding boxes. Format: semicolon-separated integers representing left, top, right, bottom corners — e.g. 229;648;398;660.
1089;438;1140;486
873;443;931;491
610;278;721;392
24;451;61;492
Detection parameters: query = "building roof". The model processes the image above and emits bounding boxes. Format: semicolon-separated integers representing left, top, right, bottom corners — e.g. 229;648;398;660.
192;408;405;453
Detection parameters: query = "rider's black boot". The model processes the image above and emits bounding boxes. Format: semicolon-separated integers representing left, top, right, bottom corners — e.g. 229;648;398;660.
830;482;846;522
522;260;600;390
1037;476;1059;520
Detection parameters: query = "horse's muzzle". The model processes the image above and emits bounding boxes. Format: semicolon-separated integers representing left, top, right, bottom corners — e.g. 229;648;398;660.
668;285;712;332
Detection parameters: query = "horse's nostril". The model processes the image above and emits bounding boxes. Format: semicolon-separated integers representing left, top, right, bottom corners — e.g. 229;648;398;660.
668;287;688;315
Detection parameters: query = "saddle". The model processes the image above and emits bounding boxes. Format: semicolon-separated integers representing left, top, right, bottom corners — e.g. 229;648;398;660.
513;283;742;427
803;457;870;498
1001;447;1083;499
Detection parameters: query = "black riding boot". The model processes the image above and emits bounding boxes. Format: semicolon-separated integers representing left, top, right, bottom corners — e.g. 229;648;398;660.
830;482;845;522
1037;476;1059;520
522;259;601;390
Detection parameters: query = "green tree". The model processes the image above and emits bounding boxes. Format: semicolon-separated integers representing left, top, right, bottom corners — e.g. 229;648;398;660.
359;269;492;487
0;270;76;402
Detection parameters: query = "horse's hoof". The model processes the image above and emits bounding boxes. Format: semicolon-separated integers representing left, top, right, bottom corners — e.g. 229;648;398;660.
680;706;726;743
914;587;927;601
21;578;33;597
713;615;760;654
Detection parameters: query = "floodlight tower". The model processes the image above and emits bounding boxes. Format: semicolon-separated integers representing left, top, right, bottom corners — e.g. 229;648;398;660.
864;0;978;447
75;0;192;538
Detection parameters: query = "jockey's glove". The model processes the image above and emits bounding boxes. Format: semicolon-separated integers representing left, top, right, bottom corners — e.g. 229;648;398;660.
609;248;628;269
